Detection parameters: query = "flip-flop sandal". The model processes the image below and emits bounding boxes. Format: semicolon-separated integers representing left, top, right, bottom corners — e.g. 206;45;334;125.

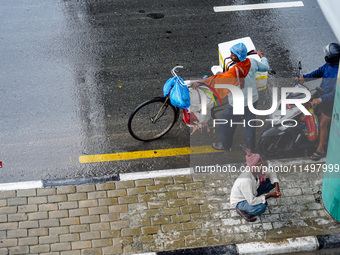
236;209;249;217
212;142;226;151
236;209;256;222
310;151;325;161
239;143;247;155
245;216;257;222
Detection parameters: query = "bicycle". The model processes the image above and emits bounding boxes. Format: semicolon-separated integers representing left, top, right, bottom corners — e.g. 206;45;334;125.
128;66;189;141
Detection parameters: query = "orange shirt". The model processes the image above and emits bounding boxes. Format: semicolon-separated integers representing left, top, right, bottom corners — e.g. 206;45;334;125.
204;58;251;99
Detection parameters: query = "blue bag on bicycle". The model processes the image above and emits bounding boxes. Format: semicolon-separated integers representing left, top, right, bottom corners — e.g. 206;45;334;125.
163;77;190;109
163;77;176;97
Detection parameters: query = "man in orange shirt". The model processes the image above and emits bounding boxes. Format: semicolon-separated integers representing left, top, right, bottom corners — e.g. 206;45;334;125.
192;43;268;152
193;43;251;97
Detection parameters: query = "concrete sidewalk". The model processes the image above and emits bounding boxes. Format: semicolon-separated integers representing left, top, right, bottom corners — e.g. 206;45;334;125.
0;163;339;254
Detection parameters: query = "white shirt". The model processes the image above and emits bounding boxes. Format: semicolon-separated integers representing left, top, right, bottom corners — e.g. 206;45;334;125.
230;169;279;207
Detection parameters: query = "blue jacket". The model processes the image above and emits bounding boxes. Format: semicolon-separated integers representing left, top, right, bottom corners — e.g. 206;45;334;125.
303;63;339;103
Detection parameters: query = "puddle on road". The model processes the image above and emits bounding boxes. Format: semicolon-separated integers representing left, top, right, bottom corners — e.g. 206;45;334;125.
147;13;165;19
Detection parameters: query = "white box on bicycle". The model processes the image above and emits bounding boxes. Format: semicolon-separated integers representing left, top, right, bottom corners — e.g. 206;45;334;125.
218;37;268;91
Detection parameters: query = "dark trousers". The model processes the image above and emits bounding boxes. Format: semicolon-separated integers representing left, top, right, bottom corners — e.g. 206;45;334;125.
219;102;257;150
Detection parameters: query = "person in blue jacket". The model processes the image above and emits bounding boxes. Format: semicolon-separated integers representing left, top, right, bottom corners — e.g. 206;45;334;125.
297;43;340;161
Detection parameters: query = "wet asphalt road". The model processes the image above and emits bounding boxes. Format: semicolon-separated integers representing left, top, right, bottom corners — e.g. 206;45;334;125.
283;248;340;255
0;0;337;183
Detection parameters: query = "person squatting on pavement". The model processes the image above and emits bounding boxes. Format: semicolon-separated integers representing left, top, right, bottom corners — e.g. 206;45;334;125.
230;153;282;222
192;42;269;154
297;43;340;161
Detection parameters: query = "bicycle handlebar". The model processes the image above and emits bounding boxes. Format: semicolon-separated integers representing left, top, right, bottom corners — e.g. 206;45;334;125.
171;66;189;86
170;66;199;87
171;66;183;77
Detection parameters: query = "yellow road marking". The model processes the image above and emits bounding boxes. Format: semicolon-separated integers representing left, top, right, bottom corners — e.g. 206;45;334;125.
79;145;222;163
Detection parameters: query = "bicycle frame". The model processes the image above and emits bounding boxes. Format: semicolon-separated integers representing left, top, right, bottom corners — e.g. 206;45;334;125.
151;97;171;123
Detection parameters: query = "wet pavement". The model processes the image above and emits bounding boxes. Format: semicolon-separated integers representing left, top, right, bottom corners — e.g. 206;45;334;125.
0;0;338;183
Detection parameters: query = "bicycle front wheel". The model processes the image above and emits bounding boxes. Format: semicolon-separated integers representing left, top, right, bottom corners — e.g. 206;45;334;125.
128;97;179;141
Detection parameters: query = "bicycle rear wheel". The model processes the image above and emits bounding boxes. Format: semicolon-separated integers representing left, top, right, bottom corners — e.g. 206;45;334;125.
128;97;179;141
